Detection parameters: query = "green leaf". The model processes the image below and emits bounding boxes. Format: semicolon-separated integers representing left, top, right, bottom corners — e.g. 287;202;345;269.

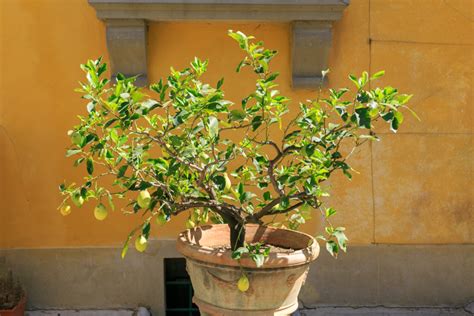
110;129;119;143
303;144;315;157
359;134;378;141
394;111;404;124
107;194;115;211
371;70;385;80
334;230;348;252
360;71;369;86
66;149;82;157
251;253;265;268
391;111;403;132
169;135;182;147
231;247;249;260
86;158;94;175
382;111;394;122
236;59;246;73
121;233;133;259
237;182;244;202
216;78;224;89
257;182;268;189
354;107;371;129
348;74;360;89
265;72;279;82
73;157;85;166
104;118;118;128
325;208;337;218
280;196;290;209
86;102;95;113
263;191;271;201
326;240;339;257
229;110;246;121
117;165;128;178
208;116;219;138
251;116;263;131
213;175;226;191
142;221;151;238
284;130;300;140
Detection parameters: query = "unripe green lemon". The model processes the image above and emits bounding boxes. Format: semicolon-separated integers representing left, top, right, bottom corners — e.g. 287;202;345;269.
72;193;84;207
94;203;108;221
156;212;167;226
71;131;82;146
60;205;71;216
135;236;147;252
237;274;249;292
201;211;209;223
186;218;196;229
190;210;199;223
224;173;232;193
137;190;151;209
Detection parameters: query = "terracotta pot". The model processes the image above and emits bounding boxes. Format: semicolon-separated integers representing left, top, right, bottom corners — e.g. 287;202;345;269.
176;224;319;316
0;295;26;316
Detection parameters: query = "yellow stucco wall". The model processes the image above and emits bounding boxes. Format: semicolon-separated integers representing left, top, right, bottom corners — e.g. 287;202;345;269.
0;0;472;249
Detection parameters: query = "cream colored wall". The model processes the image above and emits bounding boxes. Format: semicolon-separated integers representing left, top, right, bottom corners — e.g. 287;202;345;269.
0;0;472;249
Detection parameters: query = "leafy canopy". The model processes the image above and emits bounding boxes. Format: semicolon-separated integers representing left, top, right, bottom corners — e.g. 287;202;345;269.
59;30;416;259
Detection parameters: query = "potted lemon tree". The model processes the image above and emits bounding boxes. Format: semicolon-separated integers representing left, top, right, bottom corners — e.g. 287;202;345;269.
0;271;26;316
59;31;415;314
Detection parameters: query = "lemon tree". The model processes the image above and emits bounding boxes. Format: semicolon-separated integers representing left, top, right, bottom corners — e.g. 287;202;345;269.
59;31;416;259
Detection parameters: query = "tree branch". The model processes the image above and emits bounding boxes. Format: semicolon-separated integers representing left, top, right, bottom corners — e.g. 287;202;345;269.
251;191;309;220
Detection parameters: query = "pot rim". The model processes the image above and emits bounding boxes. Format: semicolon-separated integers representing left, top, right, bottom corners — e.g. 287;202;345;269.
176;224;320;268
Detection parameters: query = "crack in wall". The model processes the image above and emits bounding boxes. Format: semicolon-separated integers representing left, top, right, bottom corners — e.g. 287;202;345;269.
0;124;32;224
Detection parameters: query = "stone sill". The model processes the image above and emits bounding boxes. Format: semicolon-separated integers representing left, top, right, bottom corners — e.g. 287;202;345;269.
89;0;348;22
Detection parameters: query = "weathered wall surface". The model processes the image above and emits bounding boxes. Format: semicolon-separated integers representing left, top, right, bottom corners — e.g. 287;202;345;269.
1;242;473;314
0;0;472;311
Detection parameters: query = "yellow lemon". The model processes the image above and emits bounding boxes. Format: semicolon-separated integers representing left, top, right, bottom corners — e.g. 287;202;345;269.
137;190;151;209
94;203;108;221
60;205;71;216
237;274;249;292
135;236;147;252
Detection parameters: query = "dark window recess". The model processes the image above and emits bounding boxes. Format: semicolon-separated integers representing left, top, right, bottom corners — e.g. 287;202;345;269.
165;258;199;316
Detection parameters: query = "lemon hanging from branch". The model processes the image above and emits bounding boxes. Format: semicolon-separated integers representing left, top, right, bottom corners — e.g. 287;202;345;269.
237;273;250;292
135;235;147;252
94;203;108;221
137;190;151;209
60;205;71;216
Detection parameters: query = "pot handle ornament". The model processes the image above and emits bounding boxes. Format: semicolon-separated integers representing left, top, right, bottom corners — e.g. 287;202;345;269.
205;269;254;295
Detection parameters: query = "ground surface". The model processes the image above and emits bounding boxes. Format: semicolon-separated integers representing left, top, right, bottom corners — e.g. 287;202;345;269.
25;306;473;316
299;307;472;316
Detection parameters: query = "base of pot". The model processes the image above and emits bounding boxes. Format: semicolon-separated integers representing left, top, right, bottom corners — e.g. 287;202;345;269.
193;296;298;316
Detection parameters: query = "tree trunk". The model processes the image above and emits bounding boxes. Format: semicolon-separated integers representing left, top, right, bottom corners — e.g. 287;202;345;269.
228;221;246;250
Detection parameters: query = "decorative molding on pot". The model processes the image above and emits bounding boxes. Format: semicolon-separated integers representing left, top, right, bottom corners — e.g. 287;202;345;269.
88;0;350;87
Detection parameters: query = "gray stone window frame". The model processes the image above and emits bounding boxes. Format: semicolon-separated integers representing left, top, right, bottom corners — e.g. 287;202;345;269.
88;0;349;88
